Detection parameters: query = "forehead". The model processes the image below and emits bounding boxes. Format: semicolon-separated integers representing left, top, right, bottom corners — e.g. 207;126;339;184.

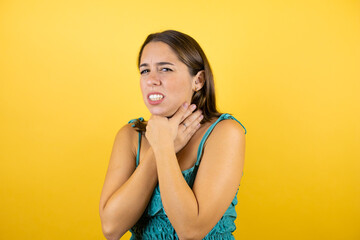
140;41;180;65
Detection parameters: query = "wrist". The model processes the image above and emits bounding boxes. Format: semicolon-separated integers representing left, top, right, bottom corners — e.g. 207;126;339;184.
153;141;175;155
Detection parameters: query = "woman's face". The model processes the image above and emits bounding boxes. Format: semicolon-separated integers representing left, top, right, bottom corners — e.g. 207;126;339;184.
139;41;195;117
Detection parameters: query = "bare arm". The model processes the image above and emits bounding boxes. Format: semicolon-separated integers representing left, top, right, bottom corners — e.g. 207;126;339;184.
99;124;158;240
148;119;246;240
99;107;202;240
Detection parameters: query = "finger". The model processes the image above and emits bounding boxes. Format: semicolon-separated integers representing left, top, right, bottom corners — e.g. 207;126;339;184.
180;109;201;132
179;104;198;123
184;119;202;141
183;113;203;135
180;121;188;132
181;109;202;127
188;121;202;137
170;102;188;124
171;102;196;124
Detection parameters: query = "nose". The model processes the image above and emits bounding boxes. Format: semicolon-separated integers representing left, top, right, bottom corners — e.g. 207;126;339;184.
147;71;161;86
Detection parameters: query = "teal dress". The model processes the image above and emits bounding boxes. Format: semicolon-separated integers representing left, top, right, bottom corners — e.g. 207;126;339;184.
128;113;247;240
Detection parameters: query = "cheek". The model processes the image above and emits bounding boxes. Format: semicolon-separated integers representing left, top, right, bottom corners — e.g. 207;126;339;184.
168;84;192;105
140;80;147;97
169;77;192;92
176;79;192;94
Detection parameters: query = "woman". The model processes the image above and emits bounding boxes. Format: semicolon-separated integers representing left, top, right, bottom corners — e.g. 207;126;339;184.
99;30;247;240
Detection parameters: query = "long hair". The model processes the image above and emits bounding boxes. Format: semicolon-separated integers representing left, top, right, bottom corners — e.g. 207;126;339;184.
133;30;221;132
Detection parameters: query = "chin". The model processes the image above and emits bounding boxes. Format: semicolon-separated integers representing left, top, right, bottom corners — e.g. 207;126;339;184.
148;106;177;117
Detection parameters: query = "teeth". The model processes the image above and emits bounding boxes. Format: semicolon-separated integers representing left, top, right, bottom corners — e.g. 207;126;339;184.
149;94;164;101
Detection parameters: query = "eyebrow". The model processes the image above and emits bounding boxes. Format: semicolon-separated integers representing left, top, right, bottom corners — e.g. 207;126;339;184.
139;62;175;68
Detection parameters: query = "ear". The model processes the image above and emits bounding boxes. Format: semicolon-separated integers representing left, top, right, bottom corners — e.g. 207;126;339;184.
192;70;205;92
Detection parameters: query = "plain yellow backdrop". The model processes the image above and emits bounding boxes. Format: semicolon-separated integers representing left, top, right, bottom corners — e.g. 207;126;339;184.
0;0;359;239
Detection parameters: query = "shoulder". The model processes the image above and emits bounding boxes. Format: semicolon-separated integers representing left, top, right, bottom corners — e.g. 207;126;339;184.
200;117;246;167
106;122;141;171
116;122;138;138
208;118;246;144
114;122;140;152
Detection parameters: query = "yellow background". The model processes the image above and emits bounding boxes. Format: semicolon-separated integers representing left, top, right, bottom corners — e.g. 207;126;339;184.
1;0;359;239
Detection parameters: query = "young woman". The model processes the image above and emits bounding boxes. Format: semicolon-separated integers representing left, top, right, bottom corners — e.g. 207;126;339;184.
99;30;247;240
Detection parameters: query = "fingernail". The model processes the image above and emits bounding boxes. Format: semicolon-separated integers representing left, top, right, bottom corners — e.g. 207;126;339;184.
199;114;204;120
191;104;196;110
183;102;189;108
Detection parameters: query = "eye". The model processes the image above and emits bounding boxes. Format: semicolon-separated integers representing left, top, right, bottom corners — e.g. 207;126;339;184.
160;67;173;72
140;69;149;75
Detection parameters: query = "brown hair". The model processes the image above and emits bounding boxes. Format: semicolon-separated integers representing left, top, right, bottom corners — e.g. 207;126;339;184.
133;30;222;132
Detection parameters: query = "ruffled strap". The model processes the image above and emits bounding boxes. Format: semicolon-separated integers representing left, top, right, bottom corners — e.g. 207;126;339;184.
128;117;144;167
128;117;144;126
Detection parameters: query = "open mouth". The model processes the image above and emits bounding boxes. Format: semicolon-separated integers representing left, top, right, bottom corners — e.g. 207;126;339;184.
147;92;165;105
148;94;164;101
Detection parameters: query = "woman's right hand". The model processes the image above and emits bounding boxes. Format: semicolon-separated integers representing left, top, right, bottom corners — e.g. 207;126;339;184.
173;102;203;153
